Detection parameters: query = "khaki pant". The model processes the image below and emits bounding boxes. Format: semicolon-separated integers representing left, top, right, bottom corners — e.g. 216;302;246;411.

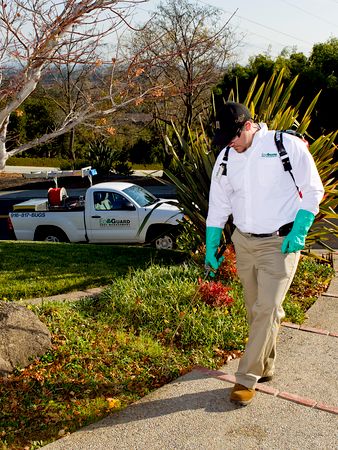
231;228;300;389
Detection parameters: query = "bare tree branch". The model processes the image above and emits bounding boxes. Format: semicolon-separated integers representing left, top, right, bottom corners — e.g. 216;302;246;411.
0;0;240;171
0;0;148;170
7;82;170;156
127;0;239;143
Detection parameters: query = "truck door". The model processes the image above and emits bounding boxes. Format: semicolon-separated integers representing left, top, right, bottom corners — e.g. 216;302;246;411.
86;190;139;242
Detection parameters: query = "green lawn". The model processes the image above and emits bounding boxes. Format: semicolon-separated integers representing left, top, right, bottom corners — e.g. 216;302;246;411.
0;241;185;301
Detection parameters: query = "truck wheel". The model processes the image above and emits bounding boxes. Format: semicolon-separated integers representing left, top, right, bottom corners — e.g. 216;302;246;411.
155;234;174;250
36;227;69;243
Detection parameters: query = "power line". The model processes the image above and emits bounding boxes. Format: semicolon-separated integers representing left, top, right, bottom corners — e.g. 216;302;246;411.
312;0;338;5
233;13;312;45
135;0;332;62
240;29;292;49
196;0;313;46
278;0;338;28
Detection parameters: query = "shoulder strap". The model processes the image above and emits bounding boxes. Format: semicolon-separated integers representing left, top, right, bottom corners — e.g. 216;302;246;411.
220;146;230;176
281;129;309;147
274;130;303;198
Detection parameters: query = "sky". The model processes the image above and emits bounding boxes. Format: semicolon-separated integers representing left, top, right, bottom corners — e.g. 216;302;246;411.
130;0;338;64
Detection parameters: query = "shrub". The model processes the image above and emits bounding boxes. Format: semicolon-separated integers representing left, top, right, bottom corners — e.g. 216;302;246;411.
112;161;134;176
197;279;234;307
87;140;120;175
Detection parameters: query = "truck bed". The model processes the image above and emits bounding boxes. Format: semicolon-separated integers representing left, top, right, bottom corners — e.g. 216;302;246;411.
12;197;85;212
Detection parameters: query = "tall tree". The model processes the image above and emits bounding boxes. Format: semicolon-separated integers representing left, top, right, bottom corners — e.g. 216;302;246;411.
42;30;103;162
0;0;167;170
129;0;238;143
308;38;338;135
217;38;338;137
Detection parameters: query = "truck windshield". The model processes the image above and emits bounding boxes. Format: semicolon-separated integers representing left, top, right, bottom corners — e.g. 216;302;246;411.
123;185;159;207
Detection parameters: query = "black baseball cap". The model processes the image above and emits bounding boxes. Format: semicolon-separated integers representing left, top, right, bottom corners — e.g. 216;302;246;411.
212;102;252;148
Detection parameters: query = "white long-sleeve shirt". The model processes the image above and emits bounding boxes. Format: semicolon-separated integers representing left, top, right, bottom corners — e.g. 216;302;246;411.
206;124;324;234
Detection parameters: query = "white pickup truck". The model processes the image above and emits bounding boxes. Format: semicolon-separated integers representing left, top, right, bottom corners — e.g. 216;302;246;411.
8;182;183;250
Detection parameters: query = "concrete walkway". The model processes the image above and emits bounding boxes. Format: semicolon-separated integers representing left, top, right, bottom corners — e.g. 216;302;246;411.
38;253;338;450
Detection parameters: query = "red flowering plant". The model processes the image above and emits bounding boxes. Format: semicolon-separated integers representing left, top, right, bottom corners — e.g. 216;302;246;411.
197;278;234;308
188;242;237;308
217;244;238;280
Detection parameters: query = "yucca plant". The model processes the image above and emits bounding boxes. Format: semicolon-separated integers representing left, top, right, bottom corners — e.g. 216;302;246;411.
164;69;338;251
87;140;123;176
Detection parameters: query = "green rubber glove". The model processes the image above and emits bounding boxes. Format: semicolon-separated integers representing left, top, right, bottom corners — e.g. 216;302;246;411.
205;226;224;277
281;209;315;254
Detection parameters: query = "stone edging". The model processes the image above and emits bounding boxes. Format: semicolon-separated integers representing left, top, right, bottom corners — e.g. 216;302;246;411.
281;321;338;337
193;366;338;415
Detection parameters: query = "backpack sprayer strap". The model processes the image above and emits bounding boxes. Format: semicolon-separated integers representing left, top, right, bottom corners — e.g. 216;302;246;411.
219;146;230;176
218;130;304;199
274;130;303;199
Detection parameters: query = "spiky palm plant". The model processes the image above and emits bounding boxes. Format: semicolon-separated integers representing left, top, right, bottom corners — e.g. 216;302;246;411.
164;70;338;250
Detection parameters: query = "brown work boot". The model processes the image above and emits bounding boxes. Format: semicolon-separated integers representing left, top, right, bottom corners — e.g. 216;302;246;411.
230;383;255;406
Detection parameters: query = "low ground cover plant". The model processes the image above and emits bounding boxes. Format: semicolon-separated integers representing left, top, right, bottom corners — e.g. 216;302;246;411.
0;242;334;450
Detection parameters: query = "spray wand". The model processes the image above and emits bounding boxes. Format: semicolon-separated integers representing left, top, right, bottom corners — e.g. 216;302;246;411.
204;243;227;278
169;242;227;347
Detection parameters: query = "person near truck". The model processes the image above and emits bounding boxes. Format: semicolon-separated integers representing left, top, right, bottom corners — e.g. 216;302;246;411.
205;102;324;406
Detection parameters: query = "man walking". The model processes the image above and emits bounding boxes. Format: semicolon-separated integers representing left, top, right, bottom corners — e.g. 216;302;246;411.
205;102;324;406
